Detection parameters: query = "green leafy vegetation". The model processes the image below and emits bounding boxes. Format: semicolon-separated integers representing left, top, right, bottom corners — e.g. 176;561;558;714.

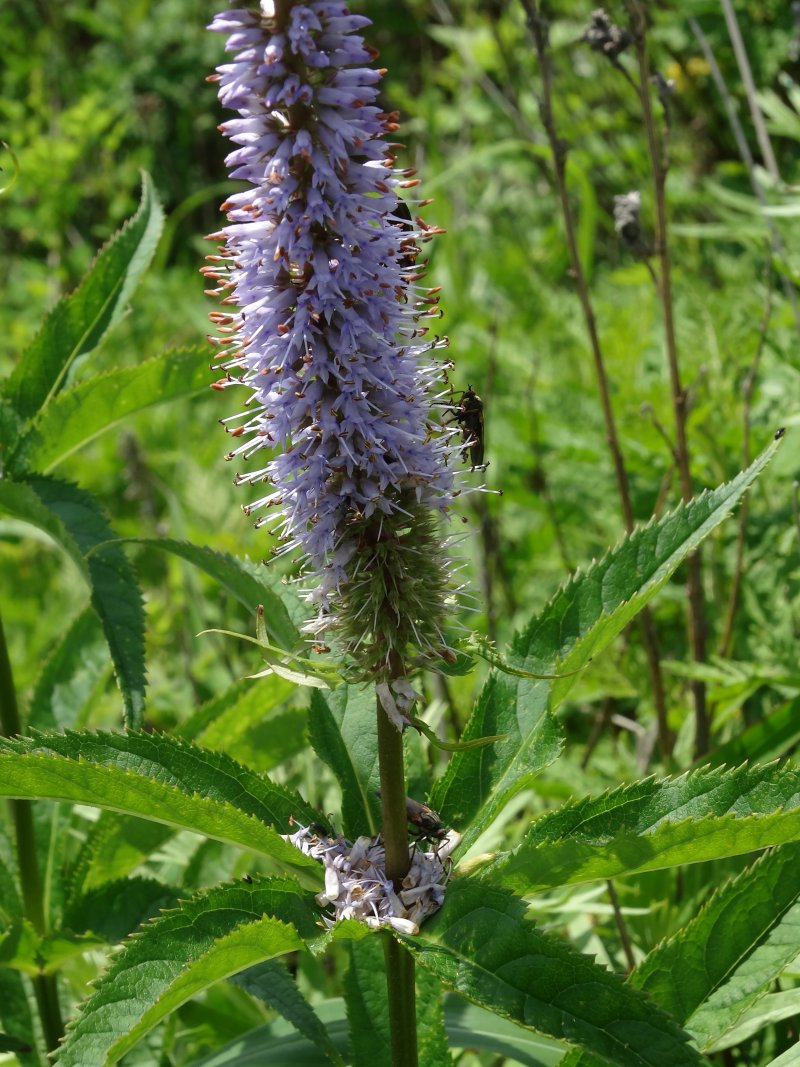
2;1;800;1065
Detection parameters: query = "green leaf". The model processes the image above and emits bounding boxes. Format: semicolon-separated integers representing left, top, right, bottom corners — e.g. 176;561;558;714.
632;843;800;1051
63;877;181;945
28;608;108;730
230;961;345;1067
110;538;300;651
25;477;146;727
406;880;701;1067
309;687;379;840
55;878;318;1067
483;763;800;892
416;967;453;1067
9;345;211;475
429;672;563;857
0;731;322;878
0;477;146;726
192;677;306;772
764;1044;800;1067
0;967;41;1066
434;434;784;856
707;989;800;1053
706;696;800;768
185;994;564;1067
68;813;175;898
3;173;163;422
344;936;391;1067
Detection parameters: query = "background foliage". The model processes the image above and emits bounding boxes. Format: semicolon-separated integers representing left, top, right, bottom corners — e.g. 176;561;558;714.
2;0;800;1064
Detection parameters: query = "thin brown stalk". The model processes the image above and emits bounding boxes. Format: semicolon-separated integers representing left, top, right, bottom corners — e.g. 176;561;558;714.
522;0;671;758
626;1;709;759
719;267;774;658
606;879;637;974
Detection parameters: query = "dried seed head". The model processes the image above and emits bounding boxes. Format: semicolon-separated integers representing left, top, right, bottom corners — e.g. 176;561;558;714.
584;9;631;61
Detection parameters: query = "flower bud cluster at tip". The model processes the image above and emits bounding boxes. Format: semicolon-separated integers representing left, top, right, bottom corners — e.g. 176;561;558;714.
206;0;469;670
285;819;460;934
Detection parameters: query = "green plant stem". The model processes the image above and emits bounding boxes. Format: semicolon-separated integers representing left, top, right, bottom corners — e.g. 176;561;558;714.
627;1;709;758
522;0;672;757
383;933;418;1067
376;676;417;1066
0;612;65;1052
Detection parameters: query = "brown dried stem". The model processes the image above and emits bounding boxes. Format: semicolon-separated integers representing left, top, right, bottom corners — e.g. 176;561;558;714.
626;1;709;758
521;0;671;758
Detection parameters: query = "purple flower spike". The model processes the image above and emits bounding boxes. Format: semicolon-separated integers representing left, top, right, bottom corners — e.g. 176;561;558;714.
207;0;460;681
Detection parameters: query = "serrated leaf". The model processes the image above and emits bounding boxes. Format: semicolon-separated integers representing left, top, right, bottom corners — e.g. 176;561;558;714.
63;877;181;945
56;878;318;1067
68;813;175;899
193;676;303;771
110;538;300;650
434;435;784;856
28;608;108;730
482;763;800;892
344;937;391;1067
405;880;701;1067
24;477;146;727
0;479;86;574
3;174;163;422
0;731;322;878
309;687;379;840
231;960;345;1067
632;843;800;1051
10;346;211;475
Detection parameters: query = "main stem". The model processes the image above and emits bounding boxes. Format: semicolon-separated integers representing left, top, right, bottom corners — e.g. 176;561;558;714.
0;613;64;1052
628;1;709;758
523;0;671;756
376;668;417;1067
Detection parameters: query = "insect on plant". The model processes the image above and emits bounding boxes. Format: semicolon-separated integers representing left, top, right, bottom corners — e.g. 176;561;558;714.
449;385;486;469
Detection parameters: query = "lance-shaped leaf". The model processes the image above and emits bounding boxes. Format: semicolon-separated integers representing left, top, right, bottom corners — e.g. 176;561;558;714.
2;174;163;424
0;731;321;877
308;687;379;840
231;961;345;1067
404;880;701;1067
28;608;108;731
8;345;211;475
55;878;319;1067
344;936;391;1067
632;842;800;1051
432;433;785;855
482;763;800;892
0;477;146;726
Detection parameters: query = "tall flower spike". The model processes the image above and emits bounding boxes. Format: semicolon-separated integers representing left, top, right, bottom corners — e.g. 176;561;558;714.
208;1;459;687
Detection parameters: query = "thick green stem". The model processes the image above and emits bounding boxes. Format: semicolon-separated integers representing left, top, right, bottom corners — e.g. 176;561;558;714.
376;679;417;1066
0;613;64;1051
383;933;418;1067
